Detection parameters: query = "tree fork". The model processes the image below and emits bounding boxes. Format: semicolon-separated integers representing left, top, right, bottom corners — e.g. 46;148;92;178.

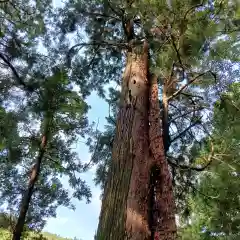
96;41;176;239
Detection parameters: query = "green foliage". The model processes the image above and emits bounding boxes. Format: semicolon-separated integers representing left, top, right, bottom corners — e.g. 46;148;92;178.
58;0;240;220
0;211;78;239
0;60;92;230
0;0;239;238
179;83;240;239
0;227;73;240
0;0;94;235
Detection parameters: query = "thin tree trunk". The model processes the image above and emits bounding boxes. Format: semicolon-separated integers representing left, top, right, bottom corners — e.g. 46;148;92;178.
96;40;176;239
12;115;52;240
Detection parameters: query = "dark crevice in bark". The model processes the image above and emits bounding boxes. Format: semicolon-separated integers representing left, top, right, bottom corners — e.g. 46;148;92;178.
148;165;155;240
148;164;161;240
162;93;170;154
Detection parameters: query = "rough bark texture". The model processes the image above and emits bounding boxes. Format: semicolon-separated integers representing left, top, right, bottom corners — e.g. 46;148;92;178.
96;42;176;240
148;76;177;239
96;41;150;240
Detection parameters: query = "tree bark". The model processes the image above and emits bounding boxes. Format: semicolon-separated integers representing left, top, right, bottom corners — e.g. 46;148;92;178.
12;115;52;240
148;75;177;239
96;41;177;240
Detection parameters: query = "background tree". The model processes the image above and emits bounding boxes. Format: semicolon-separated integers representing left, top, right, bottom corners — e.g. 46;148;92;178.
0;1;94;239
179;82;240;240
1;0;239;239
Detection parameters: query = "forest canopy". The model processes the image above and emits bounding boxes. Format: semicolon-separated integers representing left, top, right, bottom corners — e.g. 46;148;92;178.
0;0;239;239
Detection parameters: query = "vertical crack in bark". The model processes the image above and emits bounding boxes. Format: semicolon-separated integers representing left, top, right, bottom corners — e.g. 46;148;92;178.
148;75;177;240
97;41;176;240
96;41;151;240
148;164;161;240
162;90;170;153
125;41;151;240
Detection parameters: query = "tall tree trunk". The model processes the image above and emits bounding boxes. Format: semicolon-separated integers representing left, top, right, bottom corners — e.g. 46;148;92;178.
96;40;177;239
148;75;177;239
12;115;51;240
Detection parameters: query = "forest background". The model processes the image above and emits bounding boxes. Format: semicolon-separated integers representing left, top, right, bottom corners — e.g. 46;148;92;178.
0;0;239;240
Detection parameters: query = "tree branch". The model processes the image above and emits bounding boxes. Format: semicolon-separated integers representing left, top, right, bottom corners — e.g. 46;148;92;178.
168;140;214;171
183;2;204;20
108;101;116;125
0;52;34;92
170;106;204;123
44;155;68;172
67;40;128;67
107;0;125;17
81;10;120;20
181;92;204;100
168;158;210;171
168;71;216;101
83;118;101;171
171;36;185;80
170;117;202;143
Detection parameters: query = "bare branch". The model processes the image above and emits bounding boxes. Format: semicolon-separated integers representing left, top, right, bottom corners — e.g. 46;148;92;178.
168;141;214;171
81;10;120;20
171;36;185;80
67;40;128;67
0;52;34;92
181;92;204;100
168;158;210;171
69;40;127;52
83;44;101;71
170;117;202;143
170;106;204;123
183;1;204;20
168;71;216;101
83;118;101;171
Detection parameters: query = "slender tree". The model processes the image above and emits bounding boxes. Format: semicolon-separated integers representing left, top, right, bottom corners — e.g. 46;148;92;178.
0;2;93;238
0;63;92;240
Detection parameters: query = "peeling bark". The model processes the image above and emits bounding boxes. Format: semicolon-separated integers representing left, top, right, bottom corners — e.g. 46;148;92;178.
96;42;176;240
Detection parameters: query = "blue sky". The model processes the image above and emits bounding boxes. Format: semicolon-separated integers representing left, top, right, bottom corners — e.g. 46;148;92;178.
42;1;110;239
43;92;108;240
